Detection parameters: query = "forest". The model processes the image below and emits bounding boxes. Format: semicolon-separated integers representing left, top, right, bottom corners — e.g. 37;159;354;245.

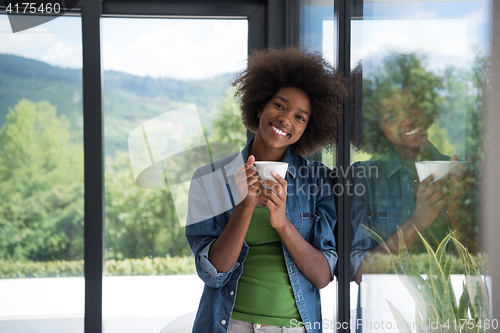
0;51;488;276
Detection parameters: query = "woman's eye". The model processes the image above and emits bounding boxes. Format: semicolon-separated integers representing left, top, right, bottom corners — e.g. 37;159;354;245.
297;115;306;122
275;103;284;110
382;113;396;122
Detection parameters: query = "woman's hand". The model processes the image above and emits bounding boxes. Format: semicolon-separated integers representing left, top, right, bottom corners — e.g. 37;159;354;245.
234;155;261;209
444;155;473;207
258;172;289;231
412;172;448;230
375;172;448;256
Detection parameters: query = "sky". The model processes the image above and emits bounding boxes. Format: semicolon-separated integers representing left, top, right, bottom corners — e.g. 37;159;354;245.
0;1;492;79
0;16;248;80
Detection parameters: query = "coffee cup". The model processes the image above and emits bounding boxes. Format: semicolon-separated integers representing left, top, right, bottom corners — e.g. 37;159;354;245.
253;161;288;184
415;161;464;182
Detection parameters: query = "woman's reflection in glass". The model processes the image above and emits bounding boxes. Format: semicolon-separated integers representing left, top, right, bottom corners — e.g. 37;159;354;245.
350;53;477;282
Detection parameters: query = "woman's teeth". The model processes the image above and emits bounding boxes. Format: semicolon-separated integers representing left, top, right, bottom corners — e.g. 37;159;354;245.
403;127;427;136
272;125;289;137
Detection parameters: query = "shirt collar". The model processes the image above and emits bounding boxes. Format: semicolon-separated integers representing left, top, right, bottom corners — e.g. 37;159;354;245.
383;146;405;179
383;141;448;179
225;137;297;179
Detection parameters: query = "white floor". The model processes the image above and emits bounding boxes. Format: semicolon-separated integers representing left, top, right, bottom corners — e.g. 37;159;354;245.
0;275;205;333
0;274;486;333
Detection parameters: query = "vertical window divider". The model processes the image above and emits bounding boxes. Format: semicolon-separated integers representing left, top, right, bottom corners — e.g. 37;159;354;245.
82;0;104;332
334;0;351;331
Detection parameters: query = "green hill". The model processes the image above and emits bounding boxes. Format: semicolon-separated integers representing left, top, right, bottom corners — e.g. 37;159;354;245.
0;53;235;156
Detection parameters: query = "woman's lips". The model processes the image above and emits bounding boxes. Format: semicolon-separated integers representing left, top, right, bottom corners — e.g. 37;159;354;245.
270;123;290;137
402;126;427;136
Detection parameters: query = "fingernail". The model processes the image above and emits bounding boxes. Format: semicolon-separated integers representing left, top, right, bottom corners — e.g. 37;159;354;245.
433;171;440;177
272;172;277;176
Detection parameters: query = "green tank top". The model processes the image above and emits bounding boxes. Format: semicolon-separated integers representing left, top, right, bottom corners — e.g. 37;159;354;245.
231;205;302;326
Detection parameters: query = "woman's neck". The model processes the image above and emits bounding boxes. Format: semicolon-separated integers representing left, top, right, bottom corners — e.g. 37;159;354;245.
249;134;287;162
391;144;423;162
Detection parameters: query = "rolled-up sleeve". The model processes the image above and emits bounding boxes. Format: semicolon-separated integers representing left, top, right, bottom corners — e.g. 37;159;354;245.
185;167;244;289
197;239;242;287
312;168;338;281
350;162;374;280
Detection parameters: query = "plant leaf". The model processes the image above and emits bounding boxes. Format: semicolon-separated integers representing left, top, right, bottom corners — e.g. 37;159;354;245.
387;299;413;333
457;282;470;321
398;228;411;273
441;282;459;333
416;228;447;313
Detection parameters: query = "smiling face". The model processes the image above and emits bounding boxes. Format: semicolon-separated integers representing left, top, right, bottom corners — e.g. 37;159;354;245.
255;86;311;155
379;90;430;149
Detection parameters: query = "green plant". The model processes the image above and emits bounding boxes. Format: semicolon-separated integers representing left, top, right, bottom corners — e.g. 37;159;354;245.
364;226;491;332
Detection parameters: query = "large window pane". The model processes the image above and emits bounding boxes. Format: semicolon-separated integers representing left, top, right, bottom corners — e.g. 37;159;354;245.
299;2;338;331
0;15;84;333
300;1;336;165
350;1;492;332
102;17;248;333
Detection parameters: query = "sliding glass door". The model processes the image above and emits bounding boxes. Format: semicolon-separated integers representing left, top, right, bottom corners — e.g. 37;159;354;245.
350;1;492;332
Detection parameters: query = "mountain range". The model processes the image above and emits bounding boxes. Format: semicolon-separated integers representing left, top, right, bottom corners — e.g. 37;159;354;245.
0;53;235;156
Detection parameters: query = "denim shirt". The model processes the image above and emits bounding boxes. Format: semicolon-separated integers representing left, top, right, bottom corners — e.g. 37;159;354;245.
350;142;449;278
185;138;337;333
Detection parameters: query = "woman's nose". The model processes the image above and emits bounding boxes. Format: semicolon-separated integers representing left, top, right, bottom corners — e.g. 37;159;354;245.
406;107;426;123
401;112;414;125
278;112;292;126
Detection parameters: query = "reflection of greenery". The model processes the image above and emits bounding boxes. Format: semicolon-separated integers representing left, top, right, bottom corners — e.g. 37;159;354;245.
361;252;488;276
358;50;488;254
364;226;491;333
360;53;444;155
358;50;489;163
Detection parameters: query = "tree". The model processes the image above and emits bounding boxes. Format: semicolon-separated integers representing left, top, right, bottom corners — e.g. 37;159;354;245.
0;99;84;261
105;152;191;259
209;86;247;149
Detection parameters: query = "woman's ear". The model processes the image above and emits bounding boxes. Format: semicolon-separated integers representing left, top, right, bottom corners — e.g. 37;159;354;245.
257;108;263;118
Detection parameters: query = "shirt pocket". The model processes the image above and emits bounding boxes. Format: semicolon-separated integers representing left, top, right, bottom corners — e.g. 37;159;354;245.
300;212;320;243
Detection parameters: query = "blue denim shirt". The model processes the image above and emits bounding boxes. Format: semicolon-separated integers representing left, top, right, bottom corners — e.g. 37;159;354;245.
185;138;337;333
350;142;449;278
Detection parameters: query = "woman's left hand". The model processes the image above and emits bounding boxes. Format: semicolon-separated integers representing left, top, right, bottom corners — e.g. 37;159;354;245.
445;155;474;206
258;172;289;231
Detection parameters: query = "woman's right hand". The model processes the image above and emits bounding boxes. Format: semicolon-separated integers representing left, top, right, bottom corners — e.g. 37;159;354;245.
412;172;448;230
234;155;261;209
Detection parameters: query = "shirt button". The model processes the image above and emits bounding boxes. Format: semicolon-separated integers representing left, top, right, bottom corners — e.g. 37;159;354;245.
230;291;234;296
221;320;226;325
237;262;240;266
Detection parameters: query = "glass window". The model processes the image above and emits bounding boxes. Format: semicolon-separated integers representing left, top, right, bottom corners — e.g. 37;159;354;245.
102;17;248;333
0;15;84;333
350;1;492;332
300;0;336;167
299;1;338;330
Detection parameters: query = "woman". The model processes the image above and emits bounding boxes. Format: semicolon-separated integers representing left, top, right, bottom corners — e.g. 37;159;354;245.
185;47;346;333
350;54;475;280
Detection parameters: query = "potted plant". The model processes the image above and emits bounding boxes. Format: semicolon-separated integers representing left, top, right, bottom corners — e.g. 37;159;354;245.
363;226;493;333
